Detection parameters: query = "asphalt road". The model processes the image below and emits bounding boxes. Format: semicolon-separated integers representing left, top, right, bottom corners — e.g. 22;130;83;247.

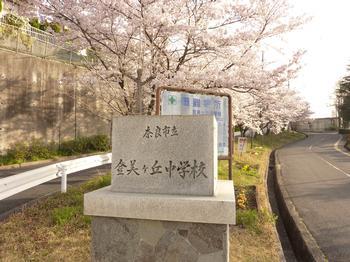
0;162;111;219
277;132;350;261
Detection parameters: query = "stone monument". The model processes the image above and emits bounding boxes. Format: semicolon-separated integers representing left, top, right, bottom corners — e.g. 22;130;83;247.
84;115;235;261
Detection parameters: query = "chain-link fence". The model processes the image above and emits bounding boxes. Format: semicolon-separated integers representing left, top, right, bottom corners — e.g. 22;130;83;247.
0;21;89;65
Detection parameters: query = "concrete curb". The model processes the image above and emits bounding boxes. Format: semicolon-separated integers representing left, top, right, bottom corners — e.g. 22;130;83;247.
274;150;326;261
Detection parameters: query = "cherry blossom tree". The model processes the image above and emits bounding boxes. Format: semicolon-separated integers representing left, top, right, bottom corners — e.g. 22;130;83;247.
19;0;309;130
233;86;311;135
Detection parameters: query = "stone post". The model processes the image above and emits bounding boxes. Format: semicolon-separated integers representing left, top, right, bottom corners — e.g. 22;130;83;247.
84;115;236;261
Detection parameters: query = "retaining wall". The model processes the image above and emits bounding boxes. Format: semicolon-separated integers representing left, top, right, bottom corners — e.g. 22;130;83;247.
0;49;110;152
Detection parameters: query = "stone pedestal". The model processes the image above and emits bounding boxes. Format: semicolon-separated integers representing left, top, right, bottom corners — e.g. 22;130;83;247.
84;116;235;262
91;217;228;262
85;181;235;262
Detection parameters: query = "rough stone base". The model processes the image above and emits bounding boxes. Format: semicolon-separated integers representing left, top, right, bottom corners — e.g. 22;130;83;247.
91;216;229;262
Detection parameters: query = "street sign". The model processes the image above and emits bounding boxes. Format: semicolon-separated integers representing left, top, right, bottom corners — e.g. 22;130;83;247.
238;137;247;153
160;90;229;156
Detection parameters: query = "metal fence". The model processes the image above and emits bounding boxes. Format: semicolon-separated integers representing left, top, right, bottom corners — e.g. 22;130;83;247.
0;153;112;201
0;20;88;65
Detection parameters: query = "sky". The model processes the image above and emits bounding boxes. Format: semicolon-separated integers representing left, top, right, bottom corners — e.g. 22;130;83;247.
270;0;350;118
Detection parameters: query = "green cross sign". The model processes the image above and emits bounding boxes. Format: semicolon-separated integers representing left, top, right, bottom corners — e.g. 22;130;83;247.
168;95;176;105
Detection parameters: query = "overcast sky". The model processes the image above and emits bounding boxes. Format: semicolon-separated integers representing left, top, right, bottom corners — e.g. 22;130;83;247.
280;0;350;118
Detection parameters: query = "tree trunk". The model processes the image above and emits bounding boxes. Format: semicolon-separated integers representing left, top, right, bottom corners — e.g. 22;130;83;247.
134;68;143;114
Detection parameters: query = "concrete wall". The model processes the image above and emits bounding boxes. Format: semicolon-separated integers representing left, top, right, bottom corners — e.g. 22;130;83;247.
0;49;110;153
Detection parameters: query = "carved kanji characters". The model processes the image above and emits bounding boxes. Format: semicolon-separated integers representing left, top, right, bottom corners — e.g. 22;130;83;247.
171;125;178;136
177;161;190;179
165;160;177;178
163;125;171;137
155;126;162;138
114;159;127;175
126;160;140;175
190;160;207;179
150;160;162;175
143;126;153;138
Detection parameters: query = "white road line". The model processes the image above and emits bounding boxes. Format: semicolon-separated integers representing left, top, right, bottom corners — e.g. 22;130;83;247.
334;137;350;157
317;155;350;177
308;145;313;150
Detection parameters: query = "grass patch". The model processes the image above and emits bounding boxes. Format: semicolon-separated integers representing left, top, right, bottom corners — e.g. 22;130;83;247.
0;173;111;261
224;131;305;261
236;209;277;234
52;206;82;226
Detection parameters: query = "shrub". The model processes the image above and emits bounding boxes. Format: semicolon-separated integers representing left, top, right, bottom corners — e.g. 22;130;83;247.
26;139;55;161
5;142;28;164
59;135;110;155
0;134;110;166
29;18;40;29
49;22;61;33
59;137;89;155
89;135;111;152
3;13;26;28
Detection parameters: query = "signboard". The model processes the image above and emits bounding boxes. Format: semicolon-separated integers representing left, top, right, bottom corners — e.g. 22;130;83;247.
161;90;229;156
238;137;247;153
110;116;217;196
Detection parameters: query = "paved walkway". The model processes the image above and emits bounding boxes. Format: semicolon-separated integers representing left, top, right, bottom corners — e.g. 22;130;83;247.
0;160;111;219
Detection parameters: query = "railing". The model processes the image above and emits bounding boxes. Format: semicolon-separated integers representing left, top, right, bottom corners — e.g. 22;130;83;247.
0;16;55;43
0;153;112;201
0;20;89;65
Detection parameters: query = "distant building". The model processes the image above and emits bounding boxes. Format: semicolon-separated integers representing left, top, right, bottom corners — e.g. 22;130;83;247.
292;117;339;132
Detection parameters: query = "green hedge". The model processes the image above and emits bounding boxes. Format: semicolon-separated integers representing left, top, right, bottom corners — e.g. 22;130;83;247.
0;135;110;166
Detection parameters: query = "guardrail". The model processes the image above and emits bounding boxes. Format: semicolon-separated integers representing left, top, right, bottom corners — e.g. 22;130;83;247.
0;153;112;201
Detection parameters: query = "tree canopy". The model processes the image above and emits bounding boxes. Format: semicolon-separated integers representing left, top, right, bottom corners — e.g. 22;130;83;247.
19;0;310;133
337;71;350;128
